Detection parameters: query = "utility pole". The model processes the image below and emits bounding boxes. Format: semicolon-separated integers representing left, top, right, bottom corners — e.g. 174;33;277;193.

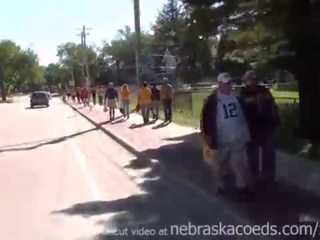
134;0;141;86
76;25;92;87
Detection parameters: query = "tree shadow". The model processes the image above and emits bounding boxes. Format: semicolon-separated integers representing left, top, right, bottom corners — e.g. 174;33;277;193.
129;132;320;224
135;133;320;227
52;131;320;239
0;127;98;153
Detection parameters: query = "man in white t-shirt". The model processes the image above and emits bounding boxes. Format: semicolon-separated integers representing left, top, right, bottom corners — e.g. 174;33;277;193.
201;72;253;199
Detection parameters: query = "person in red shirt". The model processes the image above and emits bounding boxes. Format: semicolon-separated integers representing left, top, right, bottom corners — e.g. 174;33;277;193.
80;86;90;107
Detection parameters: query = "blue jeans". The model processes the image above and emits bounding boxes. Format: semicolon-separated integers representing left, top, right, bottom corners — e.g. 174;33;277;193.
162;99;172;121
122;100;129;118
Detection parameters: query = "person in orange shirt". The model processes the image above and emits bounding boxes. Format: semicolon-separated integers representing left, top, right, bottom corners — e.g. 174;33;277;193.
120;84;131;119
138;81;152;124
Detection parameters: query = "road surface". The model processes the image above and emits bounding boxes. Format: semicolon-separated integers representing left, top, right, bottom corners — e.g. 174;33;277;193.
3;96;319;240
0;97;245;240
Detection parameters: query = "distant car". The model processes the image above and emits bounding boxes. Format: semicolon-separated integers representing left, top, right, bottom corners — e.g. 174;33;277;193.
44;91;52;99
30;91;50;108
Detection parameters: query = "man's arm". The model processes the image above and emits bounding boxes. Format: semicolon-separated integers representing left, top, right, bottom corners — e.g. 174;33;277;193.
264;88;280;127
201;96;216;149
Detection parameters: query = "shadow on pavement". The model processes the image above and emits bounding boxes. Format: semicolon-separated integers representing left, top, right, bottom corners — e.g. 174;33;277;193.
99;116;123;126
60;104;320;239
112;118;127;125
152;121;171;130
25;106;48;110
53;193;212;240
138;133;320;227
0;127;98;153
129;120;157;129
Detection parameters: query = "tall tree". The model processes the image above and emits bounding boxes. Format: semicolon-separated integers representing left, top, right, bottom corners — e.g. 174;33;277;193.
152;0;186;51
0;40;44;100
57;42;97;86
183;0;320;143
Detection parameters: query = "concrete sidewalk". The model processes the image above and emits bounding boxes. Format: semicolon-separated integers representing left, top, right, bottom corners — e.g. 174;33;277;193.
67;102;320;230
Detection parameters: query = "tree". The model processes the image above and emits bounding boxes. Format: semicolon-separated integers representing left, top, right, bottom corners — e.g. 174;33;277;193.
56;42;97;86
183;0;320;143
44;63;62;89
152;0;186;50
0;40;44;100
0;40;21;100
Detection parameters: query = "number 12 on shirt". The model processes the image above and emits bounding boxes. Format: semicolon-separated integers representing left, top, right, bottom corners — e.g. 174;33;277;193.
222;103;237;119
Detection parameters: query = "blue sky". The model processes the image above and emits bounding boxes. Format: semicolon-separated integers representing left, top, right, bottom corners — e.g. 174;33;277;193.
0;0;166;66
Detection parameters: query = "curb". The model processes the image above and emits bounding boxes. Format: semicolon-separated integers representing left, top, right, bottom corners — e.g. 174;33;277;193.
66;102;255;228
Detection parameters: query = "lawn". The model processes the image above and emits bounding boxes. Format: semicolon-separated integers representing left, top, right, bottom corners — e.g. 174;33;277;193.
170;90;305;156
172;90;299;127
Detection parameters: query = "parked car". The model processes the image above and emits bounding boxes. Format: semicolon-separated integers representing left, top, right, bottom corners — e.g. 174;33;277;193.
30;91;50;108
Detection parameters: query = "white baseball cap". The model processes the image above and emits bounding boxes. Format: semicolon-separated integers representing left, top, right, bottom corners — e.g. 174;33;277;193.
218;72;232;83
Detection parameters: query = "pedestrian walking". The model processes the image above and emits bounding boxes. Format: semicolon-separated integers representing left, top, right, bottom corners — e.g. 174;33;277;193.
66;87;71;100
71;87;77;103
120;84;131;119
201;72;253;199
240;70;280;191
151;83;160;120
76;86;81;104
80;86;90;107
105;82;118;121
91;86;97;105
138;82;152;124
98;86;104;105
160;78;174;122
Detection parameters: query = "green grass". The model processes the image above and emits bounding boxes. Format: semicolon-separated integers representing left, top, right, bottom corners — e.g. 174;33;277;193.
270;90;299;99
170;91;299;127
170;90;306;156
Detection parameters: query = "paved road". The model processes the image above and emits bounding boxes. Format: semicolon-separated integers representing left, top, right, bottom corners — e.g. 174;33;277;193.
0;97;247;240
0;97;150;240
2;97;319;240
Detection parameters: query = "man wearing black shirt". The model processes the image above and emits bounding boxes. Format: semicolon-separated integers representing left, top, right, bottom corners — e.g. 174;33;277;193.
151;84;160;120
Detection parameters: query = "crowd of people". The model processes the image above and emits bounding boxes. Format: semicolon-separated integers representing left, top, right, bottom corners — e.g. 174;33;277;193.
201;70;280;200
63;78;175;124
63;71;279;201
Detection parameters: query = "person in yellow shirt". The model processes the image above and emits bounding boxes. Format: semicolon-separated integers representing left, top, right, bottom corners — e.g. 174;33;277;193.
138;81;152;124
98;86;105;105
120;84;131;119
160;78;174;122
